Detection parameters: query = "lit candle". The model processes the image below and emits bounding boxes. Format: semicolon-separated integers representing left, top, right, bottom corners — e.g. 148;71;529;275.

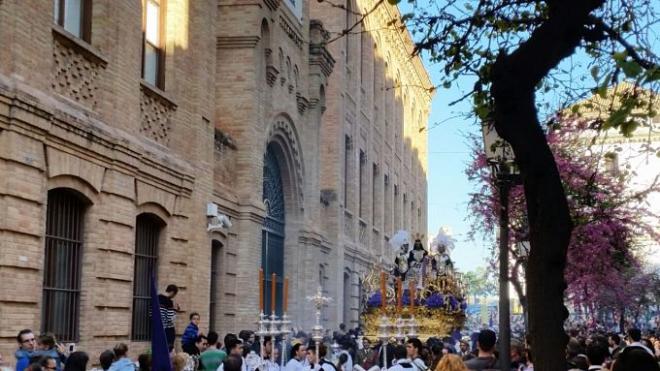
259;268;264;312
271;272;277;314
396;277;402;312
380;271;387;308
409;280;415;310
284;277;289;313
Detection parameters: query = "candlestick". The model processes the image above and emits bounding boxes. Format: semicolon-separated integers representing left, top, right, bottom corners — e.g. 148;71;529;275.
409;280;415;311
271;272;277;314
284;278;289;313
259;268;264;313
396;277;402;312
380;271;387;308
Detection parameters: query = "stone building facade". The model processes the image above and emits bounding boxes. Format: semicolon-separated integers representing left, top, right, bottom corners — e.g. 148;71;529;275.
0;0;431;360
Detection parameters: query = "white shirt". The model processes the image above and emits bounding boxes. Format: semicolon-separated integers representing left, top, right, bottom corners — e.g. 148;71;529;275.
338;350;353;371
409;358;427;371
388;359;415;371
285;358;305;371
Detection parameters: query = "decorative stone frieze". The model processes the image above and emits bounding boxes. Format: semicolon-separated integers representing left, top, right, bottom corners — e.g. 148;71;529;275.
139;83;177;146
51;26;107;110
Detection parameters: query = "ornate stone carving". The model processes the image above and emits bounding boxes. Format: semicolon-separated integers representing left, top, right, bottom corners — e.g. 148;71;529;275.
263;0;281;11
265;48;279;87
139;84;177;146
214;128;238;188
279;16;304;50
52;31;107;110
296;92;309;115
288;84;294;94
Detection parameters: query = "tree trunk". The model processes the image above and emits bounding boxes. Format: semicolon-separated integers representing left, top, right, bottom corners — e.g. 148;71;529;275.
489;2;605;369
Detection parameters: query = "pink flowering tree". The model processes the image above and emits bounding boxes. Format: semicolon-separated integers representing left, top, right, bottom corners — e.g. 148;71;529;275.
467;116;660;328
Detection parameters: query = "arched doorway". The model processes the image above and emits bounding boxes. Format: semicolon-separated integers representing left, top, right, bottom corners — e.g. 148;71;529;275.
262;145;285;315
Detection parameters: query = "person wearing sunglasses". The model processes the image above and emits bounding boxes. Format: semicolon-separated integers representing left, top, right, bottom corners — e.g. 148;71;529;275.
15;329;36;371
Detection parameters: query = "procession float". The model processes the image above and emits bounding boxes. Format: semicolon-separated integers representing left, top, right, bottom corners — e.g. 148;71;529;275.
359;227;467;341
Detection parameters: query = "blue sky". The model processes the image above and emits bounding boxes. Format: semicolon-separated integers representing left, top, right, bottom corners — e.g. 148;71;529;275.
423;71;492;272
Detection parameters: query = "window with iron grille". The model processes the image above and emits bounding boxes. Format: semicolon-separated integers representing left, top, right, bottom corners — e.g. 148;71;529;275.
42;188;88;342
209;240;222;332
131;213;164;341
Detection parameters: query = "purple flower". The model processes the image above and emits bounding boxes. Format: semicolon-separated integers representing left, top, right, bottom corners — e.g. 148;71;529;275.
449;295;459;310
367;292;382;308
425;293;444;308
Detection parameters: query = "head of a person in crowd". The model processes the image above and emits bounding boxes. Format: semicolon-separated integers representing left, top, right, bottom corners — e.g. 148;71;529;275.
587;341;608;367
189;312;200;326
511;341;525;364
627;328;642;343
165;284;178;299
459;340;469;354
264;337;273;356
362;338;371;350
40;356;57;371
224;355;243;371
290;343;306;361
63;352;89;371
609;334;622;348
37;335;56;351
226;338;243;357
27;362;43;371
172;353;188;371
195;335;208;352
406;338;423;359
572;354;589;371
224;333;238;350
339;323;346;332
476;330;496;356
435;354;468;371
207;332;220;349
392;345;406;362
306;346;318;365
272;348;280;363
430;343;442;358
113;343;129;359
17;329;36;352
138;353;151;371
612;346;660;371
566;338;583;359
99;350;115;371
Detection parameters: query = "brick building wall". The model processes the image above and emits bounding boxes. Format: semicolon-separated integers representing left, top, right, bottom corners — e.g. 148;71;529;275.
0;0;430;363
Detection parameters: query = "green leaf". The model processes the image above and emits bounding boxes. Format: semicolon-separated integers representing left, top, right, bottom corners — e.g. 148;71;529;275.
590;66;600;82
443;81;451;89
644;68;660;83
620;120;639;137
613;51;627;63
465;3;473;10
387;0;401;4
621;60;643;78
605;107;630;129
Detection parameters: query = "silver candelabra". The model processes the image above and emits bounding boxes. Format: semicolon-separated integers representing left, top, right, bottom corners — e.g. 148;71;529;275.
306;286;332;363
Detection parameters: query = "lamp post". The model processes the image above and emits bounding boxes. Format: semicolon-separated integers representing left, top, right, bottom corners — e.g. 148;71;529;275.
481;122;520;371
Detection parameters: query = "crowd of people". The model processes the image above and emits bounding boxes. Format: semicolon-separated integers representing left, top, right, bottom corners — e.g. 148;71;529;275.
4;284;660;371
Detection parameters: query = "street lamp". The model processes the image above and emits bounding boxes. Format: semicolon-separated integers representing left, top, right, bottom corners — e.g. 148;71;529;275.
481;122;520;371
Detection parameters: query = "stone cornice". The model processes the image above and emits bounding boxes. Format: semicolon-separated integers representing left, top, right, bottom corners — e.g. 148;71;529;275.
216;35;261;49
279;15;304;50
0;73;195;198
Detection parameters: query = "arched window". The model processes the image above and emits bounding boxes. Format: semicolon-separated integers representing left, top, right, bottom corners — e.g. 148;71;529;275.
262;146;285;316
42;188;89;342
131;213;165;341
